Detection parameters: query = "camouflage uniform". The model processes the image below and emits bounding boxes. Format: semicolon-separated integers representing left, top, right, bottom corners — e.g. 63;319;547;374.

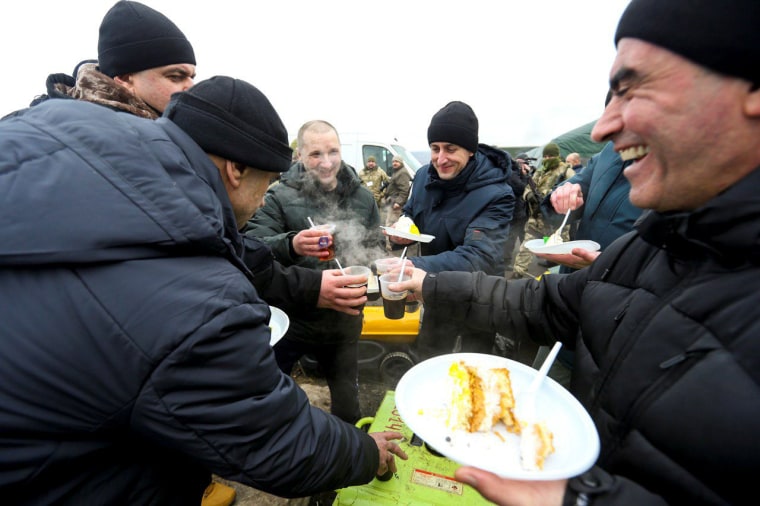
512;161;575;278
359;165;390;206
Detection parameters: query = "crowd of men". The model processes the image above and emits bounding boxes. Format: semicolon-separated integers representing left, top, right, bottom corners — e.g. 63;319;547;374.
1;0;758;505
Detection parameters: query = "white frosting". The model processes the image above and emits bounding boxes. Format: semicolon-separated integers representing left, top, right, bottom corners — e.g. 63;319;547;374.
395;216;418;234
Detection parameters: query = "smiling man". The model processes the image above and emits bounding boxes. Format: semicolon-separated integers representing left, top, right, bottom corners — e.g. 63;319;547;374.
390;0;760;504
244;119;384;425
387;100;515;361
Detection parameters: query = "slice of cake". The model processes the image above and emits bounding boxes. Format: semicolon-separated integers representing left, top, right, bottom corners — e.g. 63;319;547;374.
447;361;518;433
447;360;555;471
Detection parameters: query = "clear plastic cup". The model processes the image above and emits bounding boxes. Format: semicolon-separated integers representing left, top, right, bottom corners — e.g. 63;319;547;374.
374;257;401;275
379;272;411;319
344;265;371;288
345;265;371;310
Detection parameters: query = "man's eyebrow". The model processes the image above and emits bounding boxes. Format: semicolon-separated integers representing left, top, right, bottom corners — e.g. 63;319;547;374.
610;67;636;92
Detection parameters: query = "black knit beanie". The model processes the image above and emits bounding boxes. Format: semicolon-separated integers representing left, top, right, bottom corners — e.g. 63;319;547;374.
98;1;196;78
427;101;479;153
615;0;760;86
163;76;292;173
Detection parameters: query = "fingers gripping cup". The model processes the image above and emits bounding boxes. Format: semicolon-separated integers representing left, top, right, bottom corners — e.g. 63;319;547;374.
374;257;401;276
344;266;372;288
312;223;336;261
345;265;372;310
379;272;411;320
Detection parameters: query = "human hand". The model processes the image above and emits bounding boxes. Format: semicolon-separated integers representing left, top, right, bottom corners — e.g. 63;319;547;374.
455;466;566;506
292;228;332;259
316;270;368;315
550;183;584;215
387;265;427;302
369;431;408;477
535;248;600;270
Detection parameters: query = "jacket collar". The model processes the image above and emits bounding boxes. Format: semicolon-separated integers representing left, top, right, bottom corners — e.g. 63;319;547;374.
638;166;760;265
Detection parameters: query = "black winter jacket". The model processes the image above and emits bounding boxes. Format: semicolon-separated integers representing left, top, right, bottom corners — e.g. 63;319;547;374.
420;168;760;505
0;100;379;504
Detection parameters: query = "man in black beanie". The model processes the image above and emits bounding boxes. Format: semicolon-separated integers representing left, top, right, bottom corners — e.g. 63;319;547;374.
386;100;514;360
8;1;196;120
392;1;760;505
0;75;407;504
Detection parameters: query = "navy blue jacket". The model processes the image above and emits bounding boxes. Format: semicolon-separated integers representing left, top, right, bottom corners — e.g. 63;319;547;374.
0;100;378;504
402;144;514;275
543;142;642;251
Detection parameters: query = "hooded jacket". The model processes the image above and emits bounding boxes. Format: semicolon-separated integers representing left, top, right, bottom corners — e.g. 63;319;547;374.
419;167;760;505
0;100;379;504
402;144;514;275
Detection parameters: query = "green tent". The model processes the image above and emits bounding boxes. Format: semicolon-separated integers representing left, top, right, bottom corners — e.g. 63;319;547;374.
524;120;608;163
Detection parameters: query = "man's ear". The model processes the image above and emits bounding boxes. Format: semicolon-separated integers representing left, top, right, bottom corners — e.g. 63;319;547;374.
224;160;245;189
744;84;760;118
113;74;135;91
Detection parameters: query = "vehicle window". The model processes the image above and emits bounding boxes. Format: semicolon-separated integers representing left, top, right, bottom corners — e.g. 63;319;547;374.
362;145;392;175
392;144;422;173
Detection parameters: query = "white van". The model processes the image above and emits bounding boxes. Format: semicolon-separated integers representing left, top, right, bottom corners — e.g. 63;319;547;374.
339;132;421;179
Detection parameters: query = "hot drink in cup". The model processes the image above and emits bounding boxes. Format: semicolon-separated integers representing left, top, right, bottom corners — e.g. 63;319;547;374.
312;223;336;261
379;272;410;320
345;265;372;310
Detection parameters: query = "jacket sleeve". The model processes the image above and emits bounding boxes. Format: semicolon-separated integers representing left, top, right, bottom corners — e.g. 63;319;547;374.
131;270;379;497
242;235;321;312
419;269;584;349
562;467;668;506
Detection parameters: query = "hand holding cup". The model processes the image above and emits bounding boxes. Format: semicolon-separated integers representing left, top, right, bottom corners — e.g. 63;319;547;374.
293;223;336;260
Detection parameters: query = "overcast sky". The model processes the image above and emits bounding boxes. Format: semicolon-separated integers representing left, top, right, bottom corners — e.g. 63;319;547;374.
2;0;630;151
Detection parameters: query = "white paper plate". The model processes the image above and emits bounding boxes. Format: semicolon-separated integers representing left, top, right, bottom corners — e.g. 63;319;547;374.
268;306;290;346
525;239;600;255
380;226;434;243
395;353;600;480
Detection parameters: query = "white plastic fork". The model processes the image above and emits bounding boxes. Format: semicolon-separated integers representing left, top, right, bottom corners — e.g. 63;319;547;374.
547;209;571;244
520;341;563;470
